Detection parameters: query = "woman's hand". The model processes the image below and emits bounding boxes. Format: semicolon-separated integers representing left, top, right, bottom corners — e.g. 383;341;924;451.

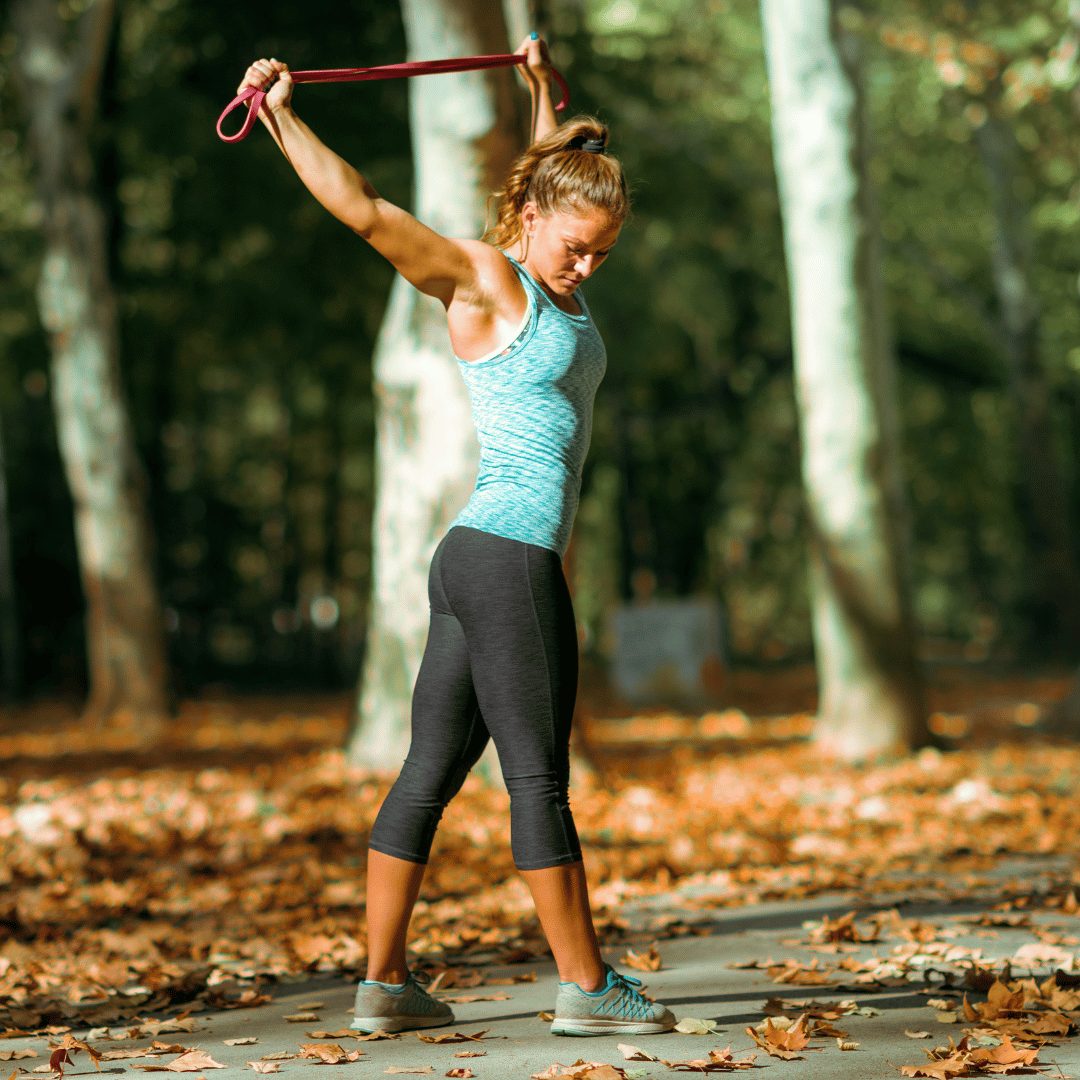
514;34;553;92
238;57;293;114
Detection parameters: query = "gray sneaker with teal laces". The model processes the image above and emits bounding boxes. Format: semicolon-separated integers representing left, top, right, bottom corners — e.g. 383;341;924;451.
551;965;676;1036
351;971;454;1033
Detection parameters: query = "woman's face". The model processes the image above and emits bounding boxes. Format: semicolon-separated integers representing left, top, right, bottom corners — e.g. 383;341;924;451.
522;204;622;296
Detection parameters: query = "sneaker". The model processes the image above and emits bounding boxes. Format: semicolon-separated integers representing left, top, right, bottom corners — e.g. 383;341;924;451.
351;971;455;1033
550;965;676;1036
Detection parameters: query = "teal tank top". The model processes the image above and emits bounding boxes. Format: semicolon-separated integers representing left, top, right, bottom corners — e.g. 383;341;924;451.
451;255;607;557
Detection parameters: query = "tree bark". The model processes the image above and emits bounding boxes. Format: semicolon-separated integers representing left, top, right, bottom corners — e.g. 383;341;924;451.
347;0;523;769
760;0;930;761
13;0;170;729
973;102;1080;651
0;420;20;701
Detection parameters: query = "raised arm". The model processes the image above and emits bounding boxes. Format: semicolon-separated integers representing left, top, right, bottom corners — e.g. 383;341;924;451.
514;34;559;145
239;59;472;307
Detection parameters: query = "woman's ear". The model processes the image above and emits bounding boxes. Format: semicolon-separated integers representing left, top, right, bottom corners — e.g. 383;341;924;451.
521;201;539;236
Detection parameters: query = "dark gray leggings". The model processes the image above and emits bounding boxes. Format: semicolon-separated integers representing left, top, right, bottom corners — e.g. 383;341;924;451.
368;526;582;872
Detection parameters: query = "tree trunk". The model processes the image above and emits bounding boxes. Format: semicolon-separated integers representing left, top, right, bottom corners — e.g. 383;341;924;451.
13;0;170;730
347;0;523;769
973;103;1080;652
760;0;929;761
0;420;20;701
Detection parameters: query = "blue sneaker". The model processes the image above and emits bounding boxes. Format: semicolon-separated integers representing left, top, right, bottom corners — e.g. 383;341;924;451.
351;971;454;1033
550;965;676;1036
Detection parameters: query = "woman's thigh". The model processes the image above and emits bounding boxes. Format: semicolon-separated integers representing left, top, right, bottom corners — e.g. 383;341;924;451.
438;527;577;782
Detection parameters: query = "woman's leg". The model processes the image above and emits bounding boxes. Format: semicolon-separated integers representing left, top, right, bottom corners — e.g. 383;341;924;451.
521;861;604;990
365;539;490;984
439;528;605;989
365;850;426;984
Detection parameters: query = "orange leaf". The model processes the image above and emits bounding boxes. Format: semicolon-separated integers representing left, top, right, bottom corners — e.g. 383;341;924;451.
620;943;661;972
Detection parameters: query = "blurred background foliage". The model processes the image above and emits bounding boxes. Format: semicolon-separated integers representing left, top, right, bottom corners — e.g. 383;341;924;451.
1;0;1079;697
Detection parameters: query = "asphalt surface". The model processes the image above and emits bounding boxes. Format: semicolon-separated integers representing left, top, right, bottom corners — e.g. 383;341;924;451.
10;891;1080;1080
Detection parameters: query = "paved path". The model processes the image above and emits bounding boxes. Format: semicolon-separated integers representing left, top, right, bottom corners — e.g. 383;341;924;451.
12;893;1080;1080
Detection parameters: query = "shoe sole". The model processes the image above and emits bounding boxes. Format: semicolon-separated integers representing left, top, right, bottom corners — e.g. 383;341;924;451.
351;1014;454;1034
550;1017;676;1036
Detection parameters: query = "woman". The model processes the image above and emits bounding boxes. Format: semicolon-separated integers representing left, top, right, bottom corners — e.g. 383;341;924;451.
239;36;675;1039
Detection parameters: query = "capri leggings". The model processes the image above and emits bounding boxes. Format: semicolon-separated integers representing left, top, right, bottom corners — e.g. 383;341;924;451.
368;525;582;871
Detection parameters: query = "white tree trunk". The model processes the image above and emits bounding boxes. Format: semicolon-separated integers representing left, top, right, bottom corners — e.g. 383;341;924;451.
348;0;523;769
760;0;928;761
13;0;170;728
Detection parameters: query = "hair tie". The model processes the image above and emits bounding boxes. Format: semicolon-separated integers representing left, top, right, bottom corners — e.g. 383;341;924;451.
567;134;606;154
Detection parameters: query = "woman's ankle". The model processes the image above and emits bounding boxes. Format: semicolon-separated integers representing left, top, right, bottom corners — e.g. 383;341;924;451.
365;966;410;985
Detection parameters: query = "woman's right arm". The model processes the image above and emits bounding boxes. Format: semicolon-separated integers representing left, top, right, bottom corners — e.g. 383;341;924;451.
514;35;559;144
241;59;471;307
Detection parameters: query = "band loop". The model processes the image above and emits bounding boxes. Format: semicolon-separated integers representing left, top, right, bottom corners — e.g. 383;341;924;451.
217;54;570;143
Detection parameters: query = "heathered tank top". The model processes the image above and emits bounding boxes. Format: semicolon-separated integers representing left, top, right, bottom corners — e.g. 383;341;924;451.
451;255;607;557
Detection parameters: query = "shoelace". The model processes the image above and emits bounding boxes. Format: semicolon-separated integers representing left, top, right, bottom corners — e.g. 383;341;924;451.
608;971;652;1019
404;970;441;1015
218;54;569;144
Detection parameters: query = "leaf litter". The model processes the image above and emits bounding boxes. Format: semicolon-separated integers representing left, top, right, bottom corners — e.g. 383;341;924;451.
4;704;1080;1071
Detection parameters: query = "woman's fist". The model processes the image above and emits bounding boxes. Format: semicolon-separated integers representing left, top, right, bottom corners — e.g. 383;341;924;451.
238;57;293;112
514;34;553;89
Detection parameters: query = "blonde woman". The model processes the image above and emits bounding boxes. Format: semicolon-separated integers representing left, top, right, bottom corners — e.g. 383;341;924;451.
238;36;675;1039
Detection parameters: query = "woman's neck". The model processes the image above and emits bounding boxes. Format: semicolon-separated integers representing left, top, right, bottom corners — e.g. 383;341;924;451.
505;241;580;315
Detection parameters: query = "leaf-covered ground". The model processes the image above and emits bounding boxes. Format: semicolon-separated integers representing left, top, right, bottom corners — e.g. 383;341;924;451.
1;677;1078;1037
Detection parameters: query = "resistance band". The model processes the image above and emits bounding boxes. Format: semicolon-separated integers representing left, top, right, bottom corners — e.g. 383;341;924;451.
217;54;569;143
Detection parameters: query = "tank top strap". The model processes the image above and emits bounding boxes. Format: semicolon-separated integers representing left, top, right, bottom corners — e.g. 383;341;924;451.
504;253;548;305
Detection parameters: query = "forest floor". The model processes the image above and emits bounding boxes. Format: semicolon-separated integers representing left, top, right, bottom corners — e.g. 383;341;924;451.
1;664;1079;1078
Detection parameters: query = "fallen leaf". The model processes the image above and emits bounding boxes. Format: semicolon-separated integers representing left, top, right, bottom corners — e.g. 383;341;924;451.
133;1020;204;1038
836;1038;859;1050
50;1036;102;1078
207;991;273;1011
762;997;842;1020
617;1045;657;1062
436;994;510;1004
298;1044;365;1065
260;1054;297;1061
934;1011;960;1024
416;1032;488;1045
247;1064;281;1074
620;944;661;973
673;1018;722;1035
0;1052;35;1062
744;1016;818;1060
445;1071;473;1079
384;1070;434;1076
890;1054;972;1079
307;1031;362;1040
451;1053;485;1059
536;1013;555;1022
905;1031;932;1039
283;1013;321;1023
145;1051;227;1073
224;1039;258;1047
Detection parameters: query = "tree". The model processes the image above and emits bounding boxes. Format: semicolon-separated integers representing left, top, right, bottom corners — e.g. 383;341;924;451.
347;0;525;768
876;5;1080;653
12;0;170;727
760;0;930;761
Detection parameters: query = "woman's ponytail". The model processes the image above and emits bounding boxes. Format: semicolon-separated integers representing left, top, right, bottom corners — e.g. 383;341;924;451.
484;117;629;249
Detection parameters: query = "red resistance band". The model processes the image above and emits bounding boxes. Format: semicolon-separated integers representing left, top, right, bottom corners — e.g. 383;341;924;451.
217;53;569;143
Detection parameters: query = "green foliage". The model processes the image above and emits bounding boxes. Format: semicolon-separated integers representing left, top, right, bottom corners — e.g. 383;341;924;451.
3;0;1080;695
1;0;410;690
